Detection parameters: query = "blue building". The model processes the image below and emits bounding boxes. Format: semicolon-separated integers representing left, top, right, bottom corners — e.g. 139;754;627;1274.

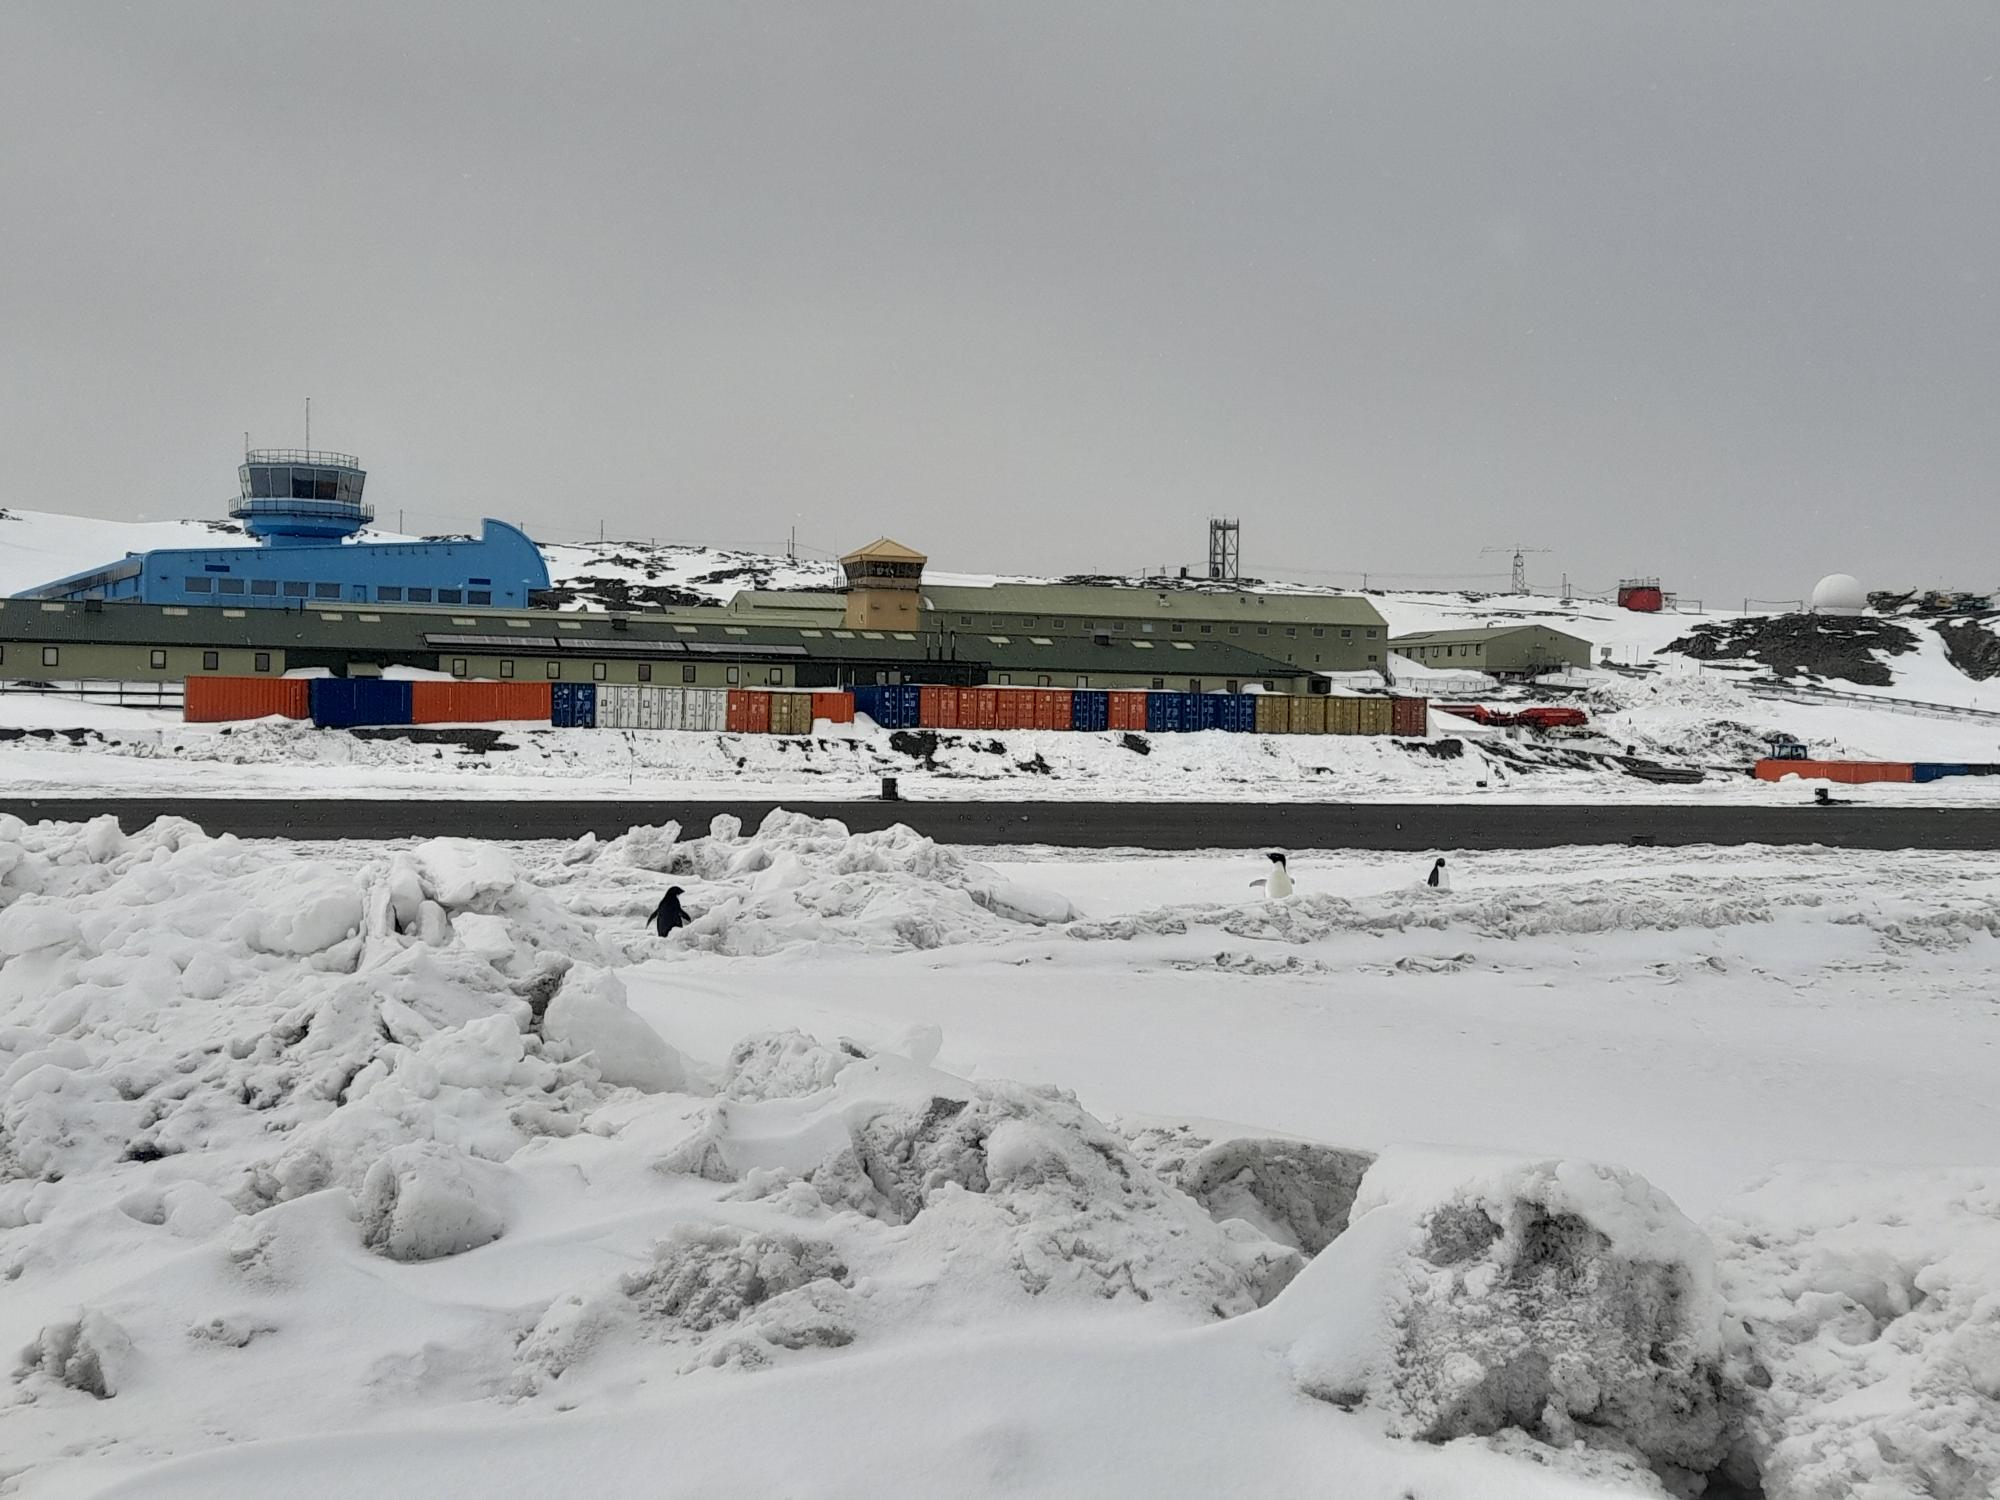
19;449;551;609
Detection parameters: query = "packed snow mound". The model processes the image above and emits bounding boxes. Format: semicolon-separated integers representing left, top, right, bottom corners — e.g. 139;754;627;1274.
1262;1150;1742;1492
542;964;690;1093
1125;1122;1376;1255
356;1139;509;1261
1709;1164;2000;1500
655;1052;1301;1318
601;810;1078;955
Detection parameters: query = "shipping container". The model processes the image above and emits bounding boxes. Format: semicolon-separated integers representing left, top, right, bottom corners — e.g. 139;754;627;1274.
684;687;728;732
995;689;1032;731
1146;692;1194;733
1357;697;1393;736
769;691;815;736
1034;690;1073;732
1253;693;1289;735
1287;696;1328;734
410;681;553;724
551;682;597;728
183;676;310;724
1072;690;1110;732
726;690;772;734
309;677;414;729
1107;691;1149;733
1912;763;1973;783
1390;696;1428;737
1753;759;1914;784
812;691;855;726
919;685;959;729
1222;694;1257;733
594;684;636;729
1191;694;1225;732
851;684;920;728
1324;697;1360;735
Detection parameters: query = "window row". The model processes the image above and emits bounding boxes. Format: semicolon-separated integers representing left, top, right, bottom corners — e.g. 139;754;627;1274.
444;660;784;686
954;612;1380;638
183;577;492;605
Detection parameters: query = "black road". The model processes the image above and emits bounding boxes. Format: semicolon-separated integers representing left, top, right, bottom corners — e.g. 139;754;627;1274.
3;797;1998;850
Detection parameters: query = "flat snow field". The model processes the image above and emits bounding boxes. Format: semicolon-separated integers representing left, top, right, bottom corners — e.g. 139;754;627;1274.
1;813;1996;1499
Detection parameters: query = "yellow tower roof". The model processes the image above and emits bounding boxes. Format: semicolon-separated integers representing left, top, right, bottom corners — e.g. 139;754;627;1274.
840;537;928;566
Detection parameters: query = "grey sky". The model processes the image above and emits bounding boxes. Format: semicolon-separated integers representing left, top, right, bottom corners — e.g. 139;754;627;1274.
2;4;1994;601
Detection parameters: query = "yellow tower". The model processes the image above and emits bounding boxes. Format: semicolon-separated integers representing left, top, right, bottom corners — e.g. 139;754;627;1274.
840;538;927;630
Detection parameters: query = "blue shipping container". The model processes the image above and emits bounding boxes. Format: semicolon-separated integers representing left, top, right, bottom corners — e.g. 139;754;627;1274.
551;682;598;729
1071;690;1110;732
1146;692;1194;733
1192;694;1225;732
1221;694;1257;733
310;677;414;729
852;684;922;729
1913;763;1971;783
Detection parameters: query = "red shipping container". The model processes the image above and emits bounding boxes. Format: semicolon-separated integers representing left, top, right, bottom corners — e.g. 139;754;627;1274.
1107;692;1148;732
921;685;959;729
1389;696;1429;737
1034;690;1073;731
813;691;855;725
959;687;996;730
994;689;1030;730
183;676;310;723
411;681;554;724
726;690;771;733
1754;759;1913;785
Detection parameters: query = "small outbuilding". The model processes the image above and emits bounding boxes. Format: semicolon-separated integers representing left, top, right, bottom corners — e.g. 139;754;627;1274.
1388;624;1592;677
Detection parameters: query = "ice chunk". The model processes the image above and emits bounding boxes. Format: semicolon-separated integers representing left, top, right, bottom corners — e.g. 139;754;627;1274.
411;838;518;910
355;1140;507;1262
542;965;688;1093
18;1308;133;1398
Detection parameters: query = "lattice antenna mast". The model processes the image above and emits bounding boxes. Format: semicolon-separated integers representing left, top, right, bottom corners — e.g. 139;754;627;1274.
1207;517;1241;583
1481;543;1552;594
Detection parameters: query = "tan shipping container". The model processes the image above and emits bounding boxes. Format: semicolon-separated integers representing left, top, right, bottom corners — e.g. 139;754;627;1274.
1254;693;1290;734
1357;697;1393;736
1326;696;1361;735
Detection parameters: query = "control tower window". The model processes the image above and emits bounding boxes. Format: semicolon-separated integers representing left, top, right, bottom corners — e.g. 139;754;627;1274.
219;577;245;595
185;577;212;593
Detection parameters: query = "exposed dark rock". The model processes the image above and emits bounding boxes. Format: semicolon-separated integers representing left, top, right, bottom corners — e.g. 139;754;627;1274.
1668;615;1917;687
1936;619;2000;682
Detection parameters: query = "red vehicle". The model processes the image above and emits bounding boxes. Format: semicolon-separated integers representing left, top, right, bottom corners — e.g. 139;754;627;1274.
1515;706;1589;730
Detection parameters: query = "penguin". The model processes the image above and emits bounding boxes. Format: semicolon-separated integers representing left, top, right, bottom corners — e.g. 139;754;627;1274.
648;885;691;936
1249;851;1294;899
1426;858;1450;893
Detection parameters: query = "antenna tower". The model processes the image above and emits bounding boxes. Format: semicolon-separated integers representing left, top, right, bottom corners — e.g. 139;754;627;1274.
1481;542;1552;594
1207;517;1241;583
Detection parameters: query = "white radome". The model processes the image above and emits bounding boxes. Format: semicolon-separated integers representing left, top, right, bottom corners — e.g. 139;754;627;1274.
1810;573;1866;616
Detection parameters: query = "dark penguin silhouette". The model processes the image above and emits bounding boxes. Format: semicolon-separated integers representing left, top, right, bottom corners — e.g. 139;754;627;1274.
1426;858;1450;892
649;886;690;936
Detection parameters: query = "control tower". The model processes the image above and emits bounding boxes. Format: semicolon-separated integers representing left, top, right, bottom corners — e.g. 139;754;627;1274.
230;449;372;547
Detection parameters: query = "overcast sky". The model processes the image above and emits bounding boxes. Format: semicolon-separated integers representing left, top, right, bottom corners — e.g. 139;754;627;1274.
2;4;1994;600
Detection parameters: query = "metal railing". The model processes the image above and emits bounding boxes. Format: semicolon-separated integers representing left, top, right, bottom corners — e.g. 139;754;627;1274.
243;448;362;469
229;497;376;524
0;680;185;709
1745;680;2000;724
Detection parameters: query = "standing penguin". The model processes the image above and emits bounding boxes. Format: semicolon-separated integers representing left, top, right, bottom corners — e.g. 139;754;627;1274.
1426;858;1451;893
1249;852;1295;899
648;885;691;936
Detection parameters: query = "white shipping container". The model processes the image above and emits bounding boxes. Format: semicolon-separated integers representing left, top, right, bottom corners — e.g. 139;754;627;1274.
597;684;641;729
636;685;670;731
685;687;728;731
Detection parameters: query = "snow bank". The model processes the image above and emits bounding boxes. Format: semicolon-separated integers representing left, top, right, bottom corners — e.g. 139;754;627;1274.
1260;1149;1742;1492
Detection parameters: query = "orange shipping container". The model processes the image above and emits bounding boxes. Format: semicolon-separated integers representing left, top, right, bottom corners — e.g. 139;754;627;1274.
183;676;310;723
1754;759;1913;784
1107;692;1148;732
813;691;855;725
964;687;1000;730
411;681;554;724
995;689;1031;730
1034;690;1073;731
920;685;958;729
725;690;771;733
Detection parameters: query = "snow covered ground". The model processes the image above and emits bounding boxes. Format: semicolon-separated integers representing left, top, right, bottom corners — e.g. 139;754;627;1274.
2;811;1995;1498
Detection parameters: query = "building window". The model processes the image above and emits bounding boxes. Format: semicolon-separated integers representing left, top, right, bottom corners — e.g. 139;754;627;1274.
450;658;467;677
1199;624;1212;634
42;646;60;667
1341;628;1352;638
409;588;433;603
1312;627;1325;637
1229;624;1240;635
1257;626;1269;635
1367;628;1379;638
1112;621;1126;632
251;578;276;596
593;663;607;681
185;577;212;593
1285;626;1296;637
1140;622;1154;633
219;577;245;595
959;615;972;625
378;587;403;602
996;674;1011;685
439;589;463;605
314;583;339;599
1150;677;1164;690
1226;679;1239;692
254;653;271;672
637;663;652;682
150;649;167;670
1075;676;1088;688
727;666;740;684
1367;654;1379;662
545;661;561;679
283;581;308;598
768;668;782;685
1037;675;1051;687
1051;618;1065;628
499;660;515;678
468;591;491;606
1263;680;1275;691
682;665;696;683
201;651;219;671
1171;622;1184;633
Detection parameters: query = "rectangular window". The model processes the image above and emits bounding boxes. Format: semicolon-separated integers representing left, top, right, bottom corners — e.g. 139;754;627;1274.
593;663;607;681
1285;626;1297;637
42;646;60;667
1313;627;1326;637
1367;628;1379;638
201;651;219;670
727;666;740;684
1341;628;1352;638
254;653;271;672
378;586;404;602
218;577;245;595
1257;626;1269;635
185;577;212;593
451;658;467;677
150;649;167;670
1199;624;1212;634
468;591;491;605
682;665;696;684
996;674;1011;685
1229;624;1240;635
1037;675;1051;687
313;583;339;599
768;668;782;685
439;589;463;605
1150;677;1164;690
636;663;652;682
499;660;515;678
1075;676;1088;688
408;588;433;603
959;615;972;625
251;578;276;596
1171;622;1184;633
1051;618;1065;628
1226;679;1239;692
545;661;560;679
283;581;308;598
